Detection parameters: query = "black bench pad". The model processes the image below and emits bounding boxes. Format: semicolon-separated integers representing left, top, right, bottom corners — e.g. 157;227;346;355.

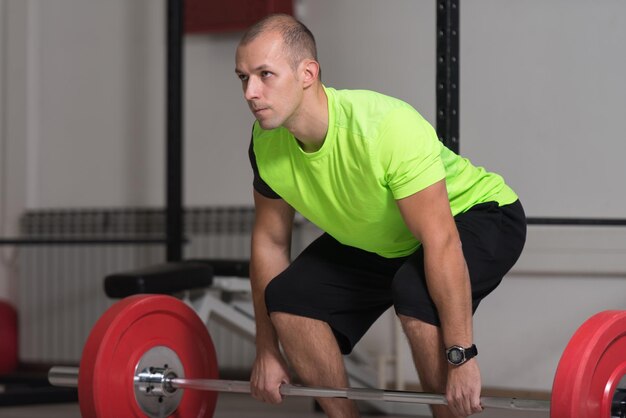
104;262;214;298
185;259;250;278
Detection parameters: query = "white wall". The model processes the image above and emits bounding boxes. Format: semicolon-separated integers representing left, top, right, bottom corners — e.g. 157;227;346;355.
0;0;30;303
1;0;626;390
7;0;625;212
0;0;7;300
29;0;166;208
461;0;626;218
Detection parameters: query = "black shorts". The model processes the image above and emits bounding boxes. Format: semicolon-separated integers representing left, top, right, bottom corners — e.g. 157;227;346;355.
265;200;526;354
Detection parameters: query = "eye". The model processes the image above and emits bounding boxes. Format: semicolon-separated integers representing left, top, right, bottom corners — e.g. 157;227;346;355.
260;71;272;78
237;73;248;82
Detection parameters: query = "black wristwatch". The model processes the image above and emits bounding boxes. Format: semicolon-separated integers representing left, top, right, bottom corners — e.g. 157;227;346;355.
446;344;478;366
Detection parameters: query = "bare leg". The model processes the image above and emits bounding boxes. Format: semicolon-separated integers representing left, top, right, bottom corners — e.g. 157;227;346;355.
270;312;360;418
399;315;461;418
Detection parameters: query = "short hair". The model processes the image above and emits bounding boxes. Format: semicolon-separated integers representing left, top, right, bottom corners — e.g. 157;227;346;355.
239;14;319;74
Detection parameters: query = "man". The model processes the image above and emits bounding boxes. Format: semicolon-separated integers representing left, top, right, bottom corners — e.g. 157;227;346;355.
235;14;526;418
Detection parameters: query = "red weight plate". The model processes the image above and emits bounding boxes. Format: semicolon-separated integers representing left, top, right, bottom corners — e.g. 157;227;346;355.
78;295;219;418
551;310;626;418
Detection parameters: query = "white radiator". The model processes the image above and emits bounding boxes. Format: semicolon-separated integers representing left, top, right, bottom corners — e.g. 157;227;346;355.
17;207;268;370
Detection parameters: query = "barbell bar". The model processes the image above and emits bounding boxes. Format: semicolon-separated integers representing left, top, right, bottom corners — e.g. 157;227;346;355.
46;294;626;417
48;365;551;411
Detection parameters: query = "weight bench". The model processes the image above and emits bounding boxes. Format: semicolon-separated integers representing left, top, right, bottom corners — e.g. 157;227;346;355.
104;259;250;297
104;259;256;338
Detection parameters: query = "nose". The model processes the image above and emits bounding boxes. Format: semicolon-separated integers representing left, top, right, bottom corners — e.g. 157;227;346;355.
244;76;260;101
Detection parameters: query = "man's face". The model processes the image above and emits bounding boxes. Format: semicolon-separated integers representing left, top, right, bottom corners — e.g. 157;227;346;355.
235;32;303;130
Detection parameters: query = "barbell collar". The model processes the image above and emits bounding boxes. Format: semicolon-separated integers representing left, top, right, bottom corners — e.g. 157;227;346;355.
48;366;79;388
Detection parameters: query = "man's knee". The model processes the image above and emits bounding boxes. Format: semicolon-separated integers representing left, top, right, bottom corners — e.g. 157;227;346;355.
268;311;296;327
269;311;320;331
399;314;441;340
269;312;338;348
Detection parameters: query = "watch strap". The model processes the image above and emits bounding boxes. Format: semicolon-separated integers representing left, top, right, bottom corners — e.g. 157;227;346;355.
465;344;478;360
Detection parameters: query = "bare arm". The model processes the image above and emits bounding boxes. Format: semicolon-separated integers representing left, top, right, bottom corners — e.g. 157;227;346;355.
396;179;472;347
250;190;295;352
396;179;481;416
249;190;295;403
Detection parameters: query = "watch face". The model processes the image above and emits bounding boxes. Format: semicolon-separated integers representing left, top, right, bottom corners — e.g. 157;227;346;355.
448;348;464;364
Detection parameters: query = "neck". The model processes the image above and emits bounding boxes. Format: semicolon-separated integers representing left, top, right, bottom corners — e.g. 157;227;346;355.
285;83;328;152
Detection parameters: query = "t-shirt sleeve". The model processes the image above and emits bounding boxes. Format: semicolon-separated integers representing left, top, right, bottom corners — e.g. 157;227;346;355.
248;135;282;199
378;108;446;200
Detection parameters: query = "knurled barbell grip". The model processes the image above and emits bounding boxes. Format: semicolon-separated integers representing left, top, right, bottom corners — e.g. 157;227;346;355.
170;378;445;405
48;367;550;412
168;377;550;411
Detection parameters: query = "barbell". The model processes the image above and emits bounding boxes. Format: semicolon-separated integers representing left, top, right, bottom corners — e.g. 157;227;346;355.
47;294;626;417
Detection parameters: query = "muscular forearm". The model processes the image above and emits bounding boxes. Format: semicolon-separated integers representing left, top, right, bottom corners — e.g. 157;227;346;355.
250;242;291;354
395;183;483;415
423;237;473;348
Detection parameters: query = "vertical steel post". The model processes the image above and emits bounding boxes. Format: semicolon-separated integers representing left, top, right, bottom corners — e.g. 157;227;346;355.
436;0;460;153
166;0;184;261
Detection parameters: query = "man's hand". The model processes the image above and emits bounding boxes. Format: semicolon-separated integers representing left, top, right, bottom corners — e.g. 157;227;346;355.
445;359;483;417
250;350;291;404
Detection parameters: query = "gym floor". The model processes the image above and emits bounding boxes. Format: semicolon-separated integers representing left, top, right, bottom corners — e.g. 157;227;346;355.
0;393;548;418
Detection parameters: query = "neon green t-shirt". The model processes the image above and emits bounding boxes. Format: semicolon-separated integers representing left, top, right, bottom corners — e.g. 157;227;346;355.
251;87;518;258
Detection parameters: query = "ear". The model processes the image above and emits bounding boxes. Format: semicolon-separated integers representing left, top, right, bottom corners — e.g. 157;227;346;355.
301;60;320;88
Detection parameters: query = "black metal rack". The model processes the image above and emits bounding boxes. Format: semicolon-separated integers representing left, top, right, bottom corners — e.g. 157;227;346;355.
436;0;460;154
166;0;185;262
434;2;624;227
